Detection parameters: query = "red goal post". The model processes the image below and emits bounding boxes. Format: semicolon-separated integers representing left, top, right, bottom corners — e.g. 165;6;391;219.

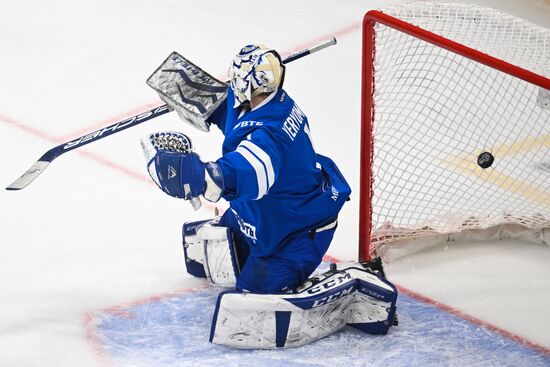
359;3;550;262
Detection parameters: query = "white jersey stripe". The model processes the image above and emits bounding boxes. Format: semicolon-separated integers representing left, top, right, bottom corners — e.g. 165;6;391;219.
235;146;268;199
239;140;275;190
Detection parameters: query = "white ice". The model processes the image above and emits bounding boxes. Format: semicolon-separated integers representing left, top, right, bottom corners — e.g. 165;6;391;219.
1;0;550;366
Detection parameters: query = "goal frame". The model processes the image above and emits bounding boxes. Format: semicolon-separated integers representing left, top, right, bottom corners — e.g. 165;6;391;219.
359;10;550;262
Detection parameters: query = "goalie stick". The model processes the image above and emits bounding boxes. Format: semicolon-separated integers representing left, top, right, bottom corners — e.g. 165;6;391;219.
6;37;337;191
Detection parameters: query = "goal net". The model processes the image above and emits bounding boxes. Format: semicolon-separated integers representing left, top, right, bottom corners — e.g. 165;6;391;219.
360;2;550;261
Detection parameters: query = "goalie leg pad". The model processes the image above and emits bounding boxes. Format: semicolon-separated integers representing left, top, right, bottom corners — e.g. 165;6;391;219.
347;273;398;334
198;223;240;287
209;265;398;349
182;219;240;287
182;220;210;278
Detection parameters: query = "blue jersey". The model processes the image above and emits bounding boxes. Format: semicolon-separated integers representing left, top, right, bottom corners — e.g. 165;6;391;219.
209;87;351;257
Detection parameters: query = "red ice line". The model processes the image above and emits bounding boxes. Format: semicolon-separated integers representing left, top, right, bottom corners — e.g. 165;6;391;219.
81;257;550;367
2;23;364;367
0;112;152;184
320;256;550;356
83;287;209;367
397;285;550;356
57;101;166;142
0;112;60;143
280;21;361;59
5;20;549;366
1;21;361;189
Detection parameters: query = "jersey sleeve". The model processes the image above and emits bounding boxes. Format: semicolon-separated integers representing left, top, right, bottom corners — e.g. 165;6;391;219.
216;128;283;202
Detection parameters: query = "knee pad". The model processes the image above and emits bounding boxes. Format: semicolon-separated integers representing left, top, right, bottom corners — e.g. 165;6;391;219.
182;219;240;287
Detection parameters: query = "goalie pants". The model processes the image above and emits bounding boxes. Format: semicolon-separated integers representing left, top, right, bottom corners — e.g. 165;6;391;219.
219;210;337;294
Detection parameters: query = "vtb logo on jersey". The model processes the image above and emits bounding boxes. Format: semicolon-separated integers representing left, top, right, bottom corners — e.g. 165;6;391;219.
231;209;257;242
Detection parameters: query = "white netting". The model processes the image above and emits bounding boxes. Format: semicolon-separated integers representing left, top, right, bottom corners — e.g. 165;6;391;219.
366;2;550;258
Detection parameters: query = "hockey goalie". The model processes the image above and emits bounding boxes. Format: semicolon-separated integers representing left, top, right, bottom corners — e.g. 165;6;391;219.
141;44;398;348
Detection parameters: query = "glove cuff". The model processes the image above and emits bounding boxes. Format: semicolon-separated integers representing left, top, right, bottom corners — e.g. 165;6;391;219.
204;162;224;202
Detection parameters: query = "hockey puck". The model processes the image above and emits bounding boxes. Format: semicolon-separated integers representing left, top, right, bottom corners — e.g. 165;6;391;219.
477;151;494;169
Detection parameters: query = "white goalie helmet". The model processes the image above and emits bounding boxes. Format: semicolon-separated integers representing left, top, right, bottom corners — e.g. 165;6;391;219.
228;44;285;108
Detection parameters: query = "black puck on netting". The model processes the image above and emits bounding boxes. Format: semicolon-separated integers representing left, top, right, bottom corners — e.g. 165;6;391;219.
477;151;494;169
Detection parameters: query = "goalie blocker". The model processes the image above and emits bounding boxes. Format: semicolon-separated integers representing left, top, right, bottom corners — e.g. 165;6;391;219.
183;220;398;349
147;52;228;132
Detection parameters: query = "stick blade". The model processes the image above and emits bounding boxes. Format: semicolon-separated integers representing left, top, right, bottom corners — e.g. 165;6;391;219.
6;161;50;190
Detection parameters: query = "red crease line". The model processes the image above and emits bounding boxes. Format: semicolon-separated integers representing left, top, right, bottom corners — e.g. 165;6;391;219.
397;284;550;356
83;313;118;367
83;286;208;367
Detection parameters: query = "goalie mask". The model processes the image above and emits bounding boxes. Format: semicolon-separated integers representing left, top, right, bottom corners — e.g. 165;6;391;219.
228;44;285;108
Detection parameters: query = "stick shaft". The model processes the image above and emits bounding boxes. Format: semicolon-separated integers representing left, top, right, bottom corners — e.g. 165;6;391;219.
283;37;337;64
6;37;337;190
52;104;171;160
5;104;171;190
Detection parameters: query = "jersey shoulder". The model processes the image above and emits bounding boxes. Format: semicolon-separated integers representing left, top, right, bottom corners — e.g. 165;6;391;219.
258;88;296;123
249;89;308;143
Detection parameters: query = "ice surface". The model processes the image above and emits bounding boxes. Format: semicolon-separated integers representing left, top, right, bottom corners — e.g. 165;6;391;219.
88;286;550;367
1;0;550;366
